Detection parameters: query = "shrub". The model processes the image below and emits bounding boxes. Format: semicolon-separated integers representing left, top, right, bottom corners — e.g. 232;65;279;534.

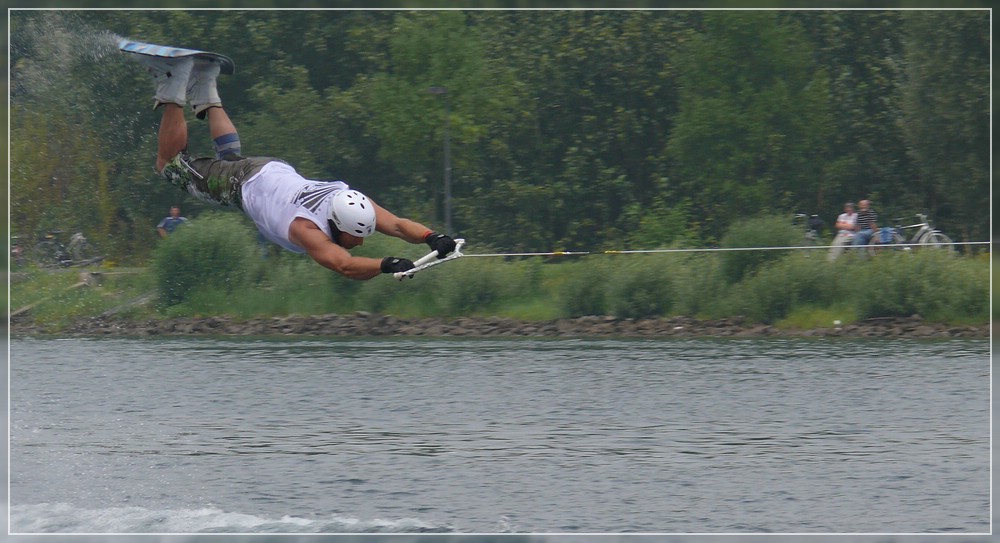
348;247;545;317
670;253;729;317
434;257;518;315
606;255;674;318
728;253;841;322
719;216;802;283
258;252;353;315
846;250;988;322
142;214;987;326
151;212;262;306
555;259;610;317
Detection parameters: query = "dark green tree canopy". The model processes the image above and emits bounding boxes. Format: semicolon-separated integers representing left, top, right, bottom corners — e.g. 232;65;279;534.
8;9;990;262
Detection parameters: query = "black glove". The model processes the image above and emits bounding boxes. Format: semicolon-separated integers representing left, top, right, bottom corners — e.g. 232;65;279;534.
380;256;415;274
425;232;457;259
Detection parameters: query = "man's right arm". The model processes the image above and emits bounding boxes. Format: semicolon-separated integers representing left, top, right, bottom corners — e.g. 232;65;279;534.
288;218;410;280
296;226;383;280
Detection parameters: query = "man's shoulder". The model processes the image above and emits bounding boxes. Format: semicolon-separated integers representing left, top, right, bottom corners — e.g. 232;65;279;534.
288;216;323;233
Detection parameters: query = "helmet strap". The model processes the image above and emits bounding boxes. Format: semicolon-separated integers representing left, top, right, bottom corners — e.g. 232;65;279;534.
327;219;345;247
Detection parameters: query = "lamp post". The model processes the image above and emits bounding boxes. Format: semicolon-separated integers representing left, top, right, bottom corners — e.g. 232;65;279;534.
427;86;452;237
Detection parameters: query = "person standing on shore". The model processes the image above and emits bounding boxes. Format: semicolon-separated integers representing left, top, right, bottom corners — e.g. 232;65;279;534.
157;205;190;238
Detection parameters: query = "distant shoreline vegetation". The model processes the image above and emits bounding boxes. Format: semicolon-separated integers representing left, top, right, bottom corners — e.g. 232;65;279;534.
9;213;991;332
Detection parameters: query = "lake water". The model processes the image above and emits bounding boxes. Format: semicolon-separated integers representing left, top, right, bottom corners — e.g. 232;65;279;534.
7;336;990;535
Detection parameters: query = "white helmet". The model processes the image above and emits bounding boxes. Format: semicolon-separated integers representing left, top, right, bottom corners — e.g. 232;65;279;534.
328;189;376;237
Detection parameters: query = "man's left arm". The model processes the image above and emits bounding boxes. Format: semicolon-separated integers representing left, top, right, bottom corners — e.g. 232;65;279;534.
372;201;456;257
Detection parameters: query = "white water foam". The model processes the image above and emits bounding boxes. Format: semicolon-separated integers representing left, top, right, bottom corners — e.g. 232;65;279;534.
10;11;153;157
10;503;451;534
11;13;121;96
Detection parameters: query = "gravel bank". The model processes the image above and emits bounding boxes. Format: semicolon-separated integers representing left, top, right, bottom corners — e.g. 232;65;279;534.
10;313;990;339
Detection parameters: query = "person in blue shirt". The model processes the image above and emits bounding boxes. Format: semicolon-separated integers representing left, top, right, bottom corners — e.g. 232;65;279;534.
157;205;190;238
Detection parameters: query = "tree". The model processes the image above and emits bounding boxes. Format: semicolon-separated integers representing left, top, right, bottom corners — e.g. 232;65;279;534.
791;10;913;217
8;9;988;262
665;11;833;242
10;11;160;259
899;10;989;243
469;10;694;250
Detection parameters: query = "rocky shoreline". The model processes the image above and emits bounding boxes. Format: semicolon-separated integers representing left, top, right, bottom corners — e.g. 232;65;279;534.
9;313;990;339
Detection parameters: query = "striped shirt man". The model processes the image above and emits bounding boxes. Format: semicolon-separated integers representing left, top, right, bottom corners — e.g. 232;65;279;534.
856;207;878;231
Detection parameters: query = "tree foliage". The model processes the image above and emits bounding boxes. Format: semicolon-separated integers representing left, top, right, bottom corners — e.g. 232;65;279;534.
899;10;990;243
666;12;834;242
8;9;990;264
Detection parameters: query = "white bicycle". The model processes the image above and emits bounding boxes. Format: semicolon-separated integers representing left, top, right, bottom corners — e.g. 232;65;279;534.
882;213;954;251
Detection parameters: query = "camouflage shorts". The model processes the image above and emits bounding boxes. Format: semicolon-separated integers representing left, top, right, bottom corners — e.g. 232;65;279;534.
160;153;286;210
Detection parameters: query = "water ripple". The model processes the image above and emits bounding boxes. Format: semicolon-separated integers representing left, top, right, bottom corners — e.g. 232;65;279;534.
10;337;989;533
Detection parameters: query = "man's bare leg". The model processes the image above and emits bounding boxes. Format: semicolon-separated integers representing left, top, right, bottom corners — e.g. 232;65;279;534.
156;104;188;172
206;106;237;140
202;105;242;158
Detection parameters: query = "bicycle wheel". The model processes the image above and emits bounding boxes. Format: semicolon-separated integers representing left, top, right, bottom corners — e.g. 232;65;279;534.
919;232;955;251
31;241;63;267
873;229;905;253
68;237;93;261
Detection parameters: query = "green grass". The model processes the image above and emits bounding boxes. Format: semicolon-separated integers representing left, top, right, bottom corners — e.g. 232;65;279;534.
775;306;859;330
494;297;564;321
10;267;156;328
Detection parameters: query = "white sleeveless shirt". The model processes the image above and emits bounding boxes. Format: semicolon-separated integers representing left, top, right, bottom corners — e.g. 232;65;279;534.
240;161;349;253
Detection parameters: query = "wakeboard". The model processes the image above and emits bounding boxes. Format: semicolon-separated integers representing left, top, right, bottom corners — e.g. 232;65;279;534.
118;38;236;75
